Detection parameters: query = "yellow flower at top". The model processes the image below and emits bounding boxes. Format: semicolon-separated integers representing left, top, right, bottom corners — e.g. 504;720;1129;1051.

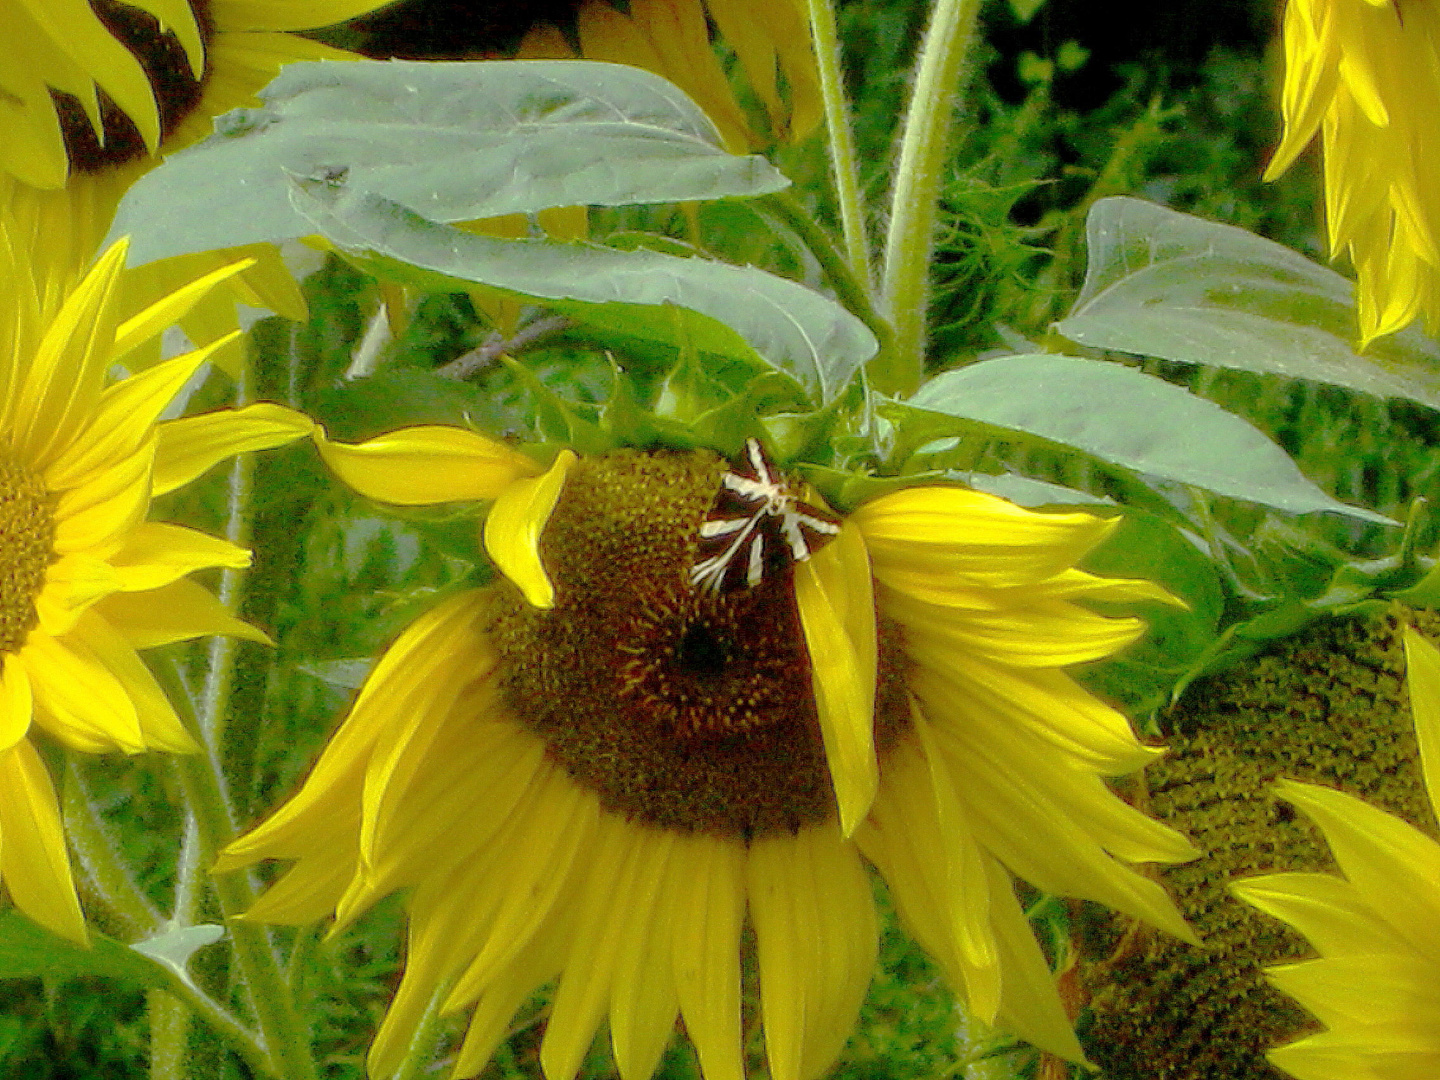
516;0;822;151
1232;625;1440;1079
2;0;395;372
1268;0;1440;345
0;228;312;944
221;428;1200;1080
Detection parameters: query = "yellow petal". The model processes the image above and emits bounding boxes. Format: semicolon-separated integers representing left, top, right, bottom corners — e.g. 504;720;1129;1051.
217;590;489;869
855;486;1117;589
313;424;542;505
446;773;597;1005
1273;778;1440;961
0;655;34;753
108;522;252;593
747;825;876;1080
608;831;681;1080
152;402;314;496
111;257;255;360
95;578;271;648
45;342;231;493
483;450;574;609
0;739;86;944
794;519;877;836
8;239;127;469
543;812;639;1080
669;832;746;1080
210;0;399;31
49;438;154;556
1403;626;1440;815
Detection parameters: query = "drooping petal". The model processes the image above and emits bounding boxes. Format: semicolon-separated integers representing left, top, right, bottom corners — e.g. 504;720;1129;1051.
313;425;542;506
106;522;252;593
0;738;86;944
669;833;746;1080
747;824;877;1080
152;402;314;496
216;590;491;870
854;486;1118;589
608;831;682;1080
483;449;574;609
794;519;877;836
0;654;34;753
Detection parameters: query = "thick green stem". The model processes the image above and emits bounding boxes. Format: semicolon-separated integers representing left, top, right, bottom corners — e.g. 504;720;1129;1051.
155;362;318;1080
148;990;189;1080
804;0;871;287
171;748;319;1080
879;0;985;396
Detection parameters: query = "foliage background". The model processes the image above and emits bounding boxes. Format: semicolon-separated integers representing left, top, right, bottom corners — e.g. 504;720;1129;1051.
17;0;1440;1077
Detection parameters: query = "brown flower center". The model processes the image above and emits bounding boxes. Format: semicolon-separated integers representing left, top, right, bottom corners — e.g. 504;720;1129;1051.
54;1;214;175
0;456;55;655
486;449;910;841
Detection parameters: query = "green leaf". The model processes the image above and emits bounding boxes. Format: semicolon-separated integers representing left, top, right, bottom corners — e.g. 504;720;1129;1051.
299;185;875;404
1056;197;1440;410
0;912;170;988
108;58;789;266
963;472;1114;508
131;925;225;993
899;354;1395;524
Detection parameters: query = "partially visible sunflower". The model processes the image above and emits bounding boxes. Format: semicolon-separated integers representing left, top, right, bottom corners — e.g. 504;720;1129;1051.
220;427;1198;1079
0;230;312;944
1231;624;1440;1079
1268;0;1440;345
3;0;394;372
514;0;821;151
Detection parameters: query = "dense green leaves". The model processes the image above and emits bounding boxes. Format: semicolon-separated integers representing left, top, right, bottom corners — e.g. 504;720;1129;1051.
109;59;788;266
895;353;1394;523
1056;197;1440;410
299;186;875;403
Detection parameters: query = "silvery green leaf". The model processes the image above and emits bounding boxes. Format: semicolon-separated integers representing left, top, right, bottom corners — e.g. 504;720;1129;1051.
902;353;1394;524
109;59;788;265
1056;197;1440;410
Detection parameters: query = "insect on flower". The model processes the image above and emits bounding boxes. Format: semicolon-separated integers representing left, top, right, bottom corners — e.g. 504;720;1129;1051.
690;438;842;593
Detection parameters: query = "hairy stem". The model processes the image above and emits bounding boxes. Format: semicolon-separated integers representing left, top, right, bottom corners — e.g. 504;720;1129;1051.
805;0;871;286
879;0;984;396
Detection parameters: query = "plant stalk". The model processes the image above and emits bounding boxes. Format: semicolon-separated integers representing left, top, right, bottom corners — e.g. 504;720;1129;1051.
879;0;985;396
805;0;871;287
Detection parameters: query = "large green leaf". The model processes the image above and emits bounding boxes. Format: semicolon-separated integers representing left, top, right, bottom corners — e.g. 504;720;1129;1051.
898;353;1393;524
300;185;874;404
1055;197;1440;410
108;59;788;266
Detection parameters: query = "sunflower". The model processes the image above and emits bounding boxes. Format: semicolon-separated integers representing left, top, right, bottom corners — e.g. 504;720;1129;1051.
0;230;312;945
1267;0;1440;345
1230;624;1440;1080
218;428;1199;1079
513;0;821;151
2;0;394;372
